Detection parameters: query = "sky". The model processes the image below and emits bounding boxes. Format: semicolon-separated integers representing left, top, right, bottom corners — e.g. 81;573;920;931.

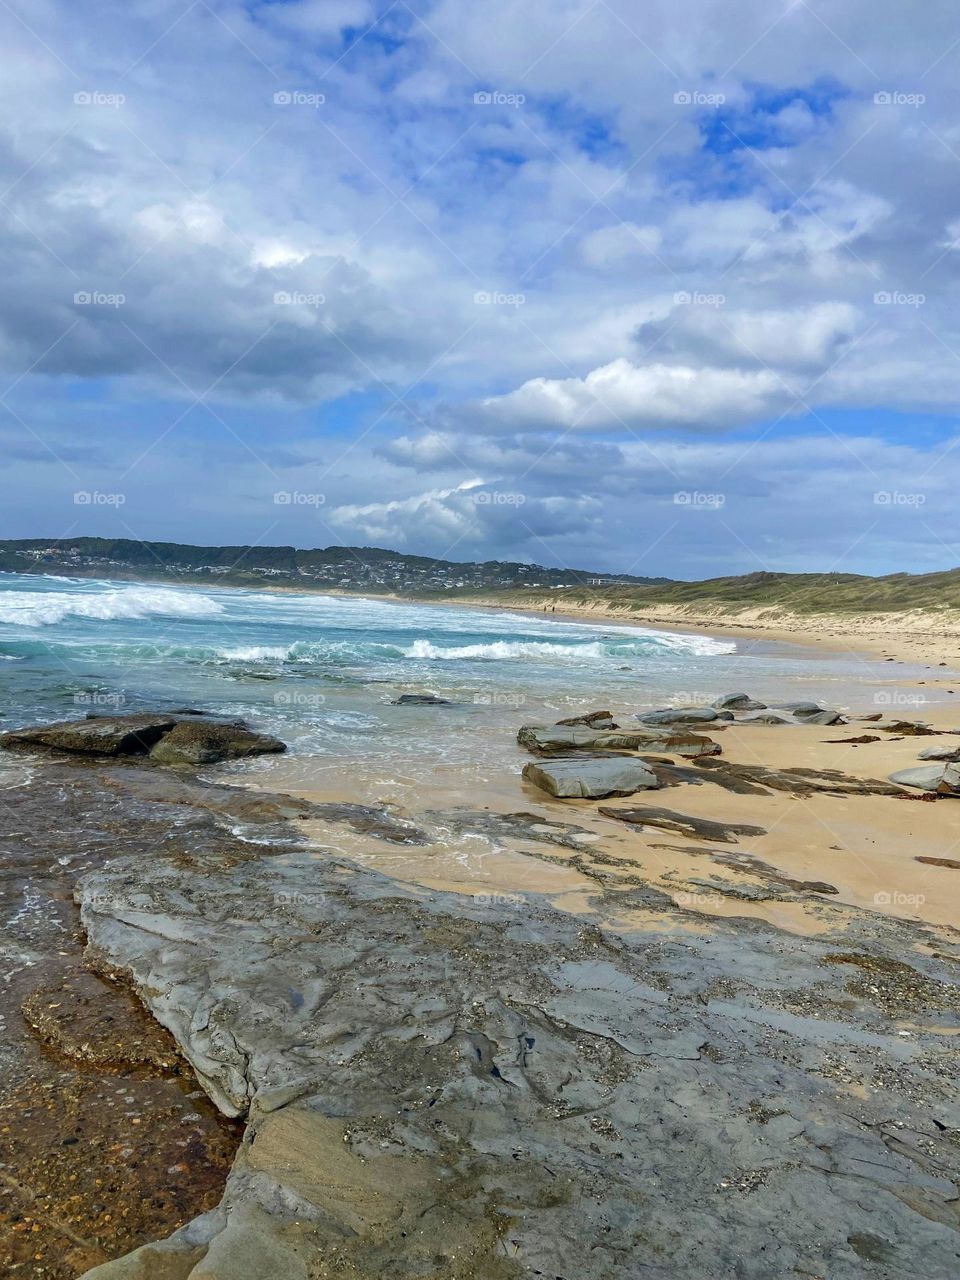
1;0;960;579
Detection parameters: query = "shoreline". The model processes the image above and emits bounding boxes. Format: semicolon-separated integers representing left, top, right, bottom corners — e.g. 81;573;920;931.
414;592;960;670
8;565;960;670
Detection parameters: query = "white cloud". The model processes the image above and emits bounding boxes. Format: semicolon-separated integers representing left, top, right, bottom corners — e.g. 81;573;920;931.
476;358;787;430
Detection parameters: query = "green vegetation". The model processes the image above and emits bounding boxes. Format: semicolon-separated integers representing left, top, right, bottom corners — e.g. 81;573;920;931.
462;569;960;615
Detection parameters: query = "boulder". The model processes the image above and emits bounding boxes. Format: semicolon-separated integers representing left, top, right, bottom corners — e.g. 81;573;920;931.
391;694;452;706
799;710;846;726
637;707;720;725
741;713;792;725
0;714;176;757
713;693;767;711
522;757;660;799
889;764;960;795
918;746;960;762
149;721;286;766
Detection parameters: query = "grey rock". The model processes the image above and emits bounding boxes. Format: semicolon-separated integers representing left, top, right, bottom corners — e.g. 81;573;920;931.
918;746;960;762
518;724;720;759
391;693;452;705
522;756;660;798
889;763;960;794
713;693;767;711
800;710;846;726
555;709;616;728
741;712;792;725
637;706;720;725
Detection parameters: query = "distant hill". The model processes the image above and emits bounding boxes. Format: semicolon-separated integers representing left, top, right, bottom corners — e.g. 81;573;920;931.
469;569;960;614
0;537;668;594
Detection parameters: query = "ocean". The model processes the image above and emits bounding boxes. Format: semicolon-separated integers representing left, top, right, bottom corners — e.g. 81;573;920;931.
0;571;931;791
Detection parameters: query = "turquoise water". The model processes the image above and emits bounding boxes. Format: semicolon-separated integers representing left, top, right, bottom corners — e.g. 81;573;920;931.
0;573;934;776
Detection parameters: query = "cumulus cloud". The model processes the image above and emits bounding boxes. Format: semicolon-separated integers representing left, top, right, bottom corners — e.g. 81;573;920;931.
472;359;788;431
3;0;960;573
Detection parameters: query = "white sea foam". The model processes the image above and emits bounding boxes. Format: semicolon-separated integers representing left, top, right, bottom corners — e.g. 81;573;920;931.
0;585;225;628
402;631;734;661
217;645;292;661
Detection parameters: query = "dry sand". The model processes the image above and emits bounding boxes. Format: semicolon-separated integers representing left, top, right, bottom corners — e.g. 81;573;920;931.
440;594;960;668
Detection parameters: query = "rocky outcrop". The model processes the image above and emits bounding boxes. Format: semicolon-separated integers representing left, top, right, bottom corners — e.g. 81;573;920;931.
638;706;721;725
597;805;766;843
517;724;720;759
0;714;177;757
391;693;453;705
70;802;960;1280
148;720;285;765
522;756;660;798
0;713;286;765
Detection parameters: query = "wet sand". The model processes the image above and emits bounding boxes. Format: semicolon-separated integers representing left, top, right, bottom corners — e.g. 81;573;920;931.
252;701;960;945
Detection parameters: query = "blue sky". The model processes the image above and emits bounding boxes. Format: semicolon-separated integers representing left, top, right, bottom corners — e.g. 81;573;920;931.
2;0;960;578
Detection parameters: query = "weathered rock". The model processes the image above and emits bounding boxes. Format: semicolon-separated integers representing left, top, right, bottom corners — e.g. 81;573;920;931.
741;712;792;725
919;745;960;762
637;706;720;725
149;721;286;765
555;709;617;727
826;735;881;744
916;856;960;869
777;702;826;717
889;764;960;795
517;723;720;759
69;794;960;1280
391;693;452;705
523;756;660;798
0;713;177;756
518;724;610;752
713;693;766;711
597;805;766;843
802;710;846;726
694;758;908;797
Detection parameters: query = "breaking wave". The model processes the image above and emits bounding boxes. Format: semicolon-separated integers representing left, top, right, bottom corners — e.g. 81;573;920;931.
0;585;225;628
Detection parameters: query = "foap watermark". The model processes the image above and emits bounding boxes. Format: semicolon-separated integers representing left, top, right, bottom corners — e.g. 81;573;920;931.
874;90;925;108
874;490;926;507
274;490;325;506
74;490;125;506
74;90;125;108
274;90;325;107
74;290;125;308
873;690;927;709
874;290;925;307
473;891;526;908
473;691;527;707
73;691;127;710
674;491;725;509
675;290;725;307
473;90;525;107
273;691;327;709
274;290;325;307
274;890;327;908
474;290;526;307
473;490;526;506
675;891;726;909
874;890;925;908
674;89;726;106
